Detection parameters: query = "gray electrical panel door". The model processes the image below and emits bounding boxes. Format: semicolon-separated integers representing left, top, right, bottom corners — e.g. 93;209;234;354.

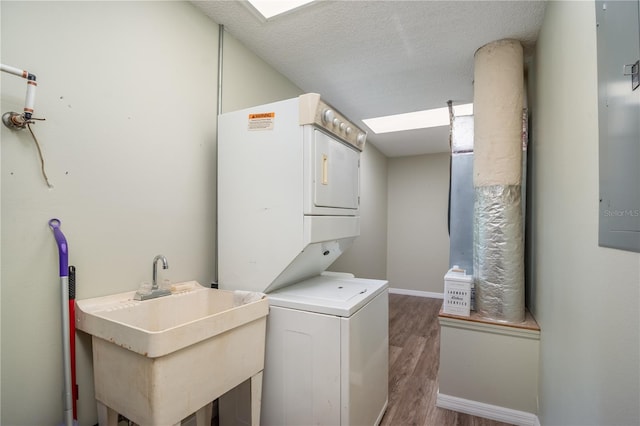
596;0;640;252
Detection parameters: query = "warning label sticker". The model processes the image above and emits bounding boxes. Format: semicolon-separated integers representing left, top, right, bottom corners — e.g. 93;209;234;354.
248;112;275;131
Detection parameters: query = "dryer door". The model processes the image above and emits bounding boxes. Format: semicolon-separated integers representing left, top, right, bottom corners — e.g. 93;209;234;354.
313;129;360;211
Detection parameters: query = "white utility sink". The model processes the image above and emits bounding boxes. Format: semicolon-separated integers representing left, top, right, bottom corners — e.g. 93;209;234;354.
76;281;268;426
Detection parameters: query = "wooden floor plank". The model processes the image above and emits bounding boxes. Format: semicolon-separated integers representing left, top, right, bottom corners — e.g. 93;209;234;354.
381;293;514;426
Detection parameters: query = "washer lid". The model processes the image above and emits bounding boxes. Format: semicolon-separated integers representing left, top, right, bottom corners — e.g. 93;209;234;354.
267;275;388;317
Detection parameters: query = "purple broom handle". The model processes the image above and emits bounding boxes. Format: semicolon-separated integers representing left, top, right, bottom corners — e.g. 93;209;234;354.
48;219;68;277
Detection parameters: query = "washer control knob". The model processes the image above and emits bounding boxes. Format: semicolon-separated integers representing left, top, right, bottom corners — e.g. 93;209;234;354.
357;132;366;146
322;109;335;125
339;122;346;132
345;126;352;136
333;118;340;127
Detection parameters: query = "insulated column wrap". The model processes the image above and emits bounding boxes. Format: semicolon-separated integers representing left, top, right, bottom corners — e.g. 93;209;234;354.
472;39;525;323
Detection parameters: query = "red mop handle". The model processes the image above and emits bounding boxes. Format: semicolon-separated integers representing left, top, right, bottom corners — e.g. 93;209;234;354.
68;266;77;420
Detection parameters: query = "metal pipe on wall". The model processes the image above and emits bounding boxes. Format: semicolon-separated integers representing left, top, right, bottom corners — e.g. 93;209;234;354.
214;24;224;286
217;24;224;116
472;39;525;323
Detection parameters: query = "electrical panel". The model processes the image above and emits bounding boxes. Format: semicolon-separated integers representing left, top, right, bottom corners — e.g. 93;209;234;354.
596;0;640;252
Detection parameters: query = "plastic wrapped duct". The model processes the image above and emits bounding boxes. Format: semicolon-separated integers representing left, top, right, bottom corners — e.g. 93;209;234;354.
473;185;524;323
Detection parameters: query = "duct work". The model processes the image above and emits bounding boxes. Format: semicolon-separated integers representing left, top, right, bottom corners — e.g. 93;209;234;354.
472;39;525;323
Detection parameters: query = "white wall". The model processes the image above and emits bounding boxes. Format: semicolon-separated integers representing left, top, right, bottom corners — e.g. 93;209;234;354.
529;1;640;424
328;142;388;280
0;2;300;425
387;153;450;295
221;32;302;113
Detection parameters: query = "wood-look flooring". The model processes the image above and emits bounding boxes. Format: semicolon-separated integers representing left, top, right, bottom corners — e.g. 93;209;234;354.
380;294;514;426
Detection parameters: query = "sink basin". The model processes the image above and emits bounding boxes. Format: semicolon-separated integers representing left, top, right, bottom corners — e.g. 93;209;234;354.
76;281;268;425
76;280;267;358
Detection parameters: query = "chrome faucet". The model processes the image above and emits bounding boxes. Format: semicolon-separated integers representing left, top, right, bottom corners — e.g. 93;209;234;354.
134;254;172;301
152;254;169;289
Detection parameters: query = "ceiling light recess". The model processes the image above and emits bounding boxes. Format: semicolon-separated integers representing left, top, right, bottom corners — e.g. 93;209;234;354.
247;0;315;19
363;103;473;134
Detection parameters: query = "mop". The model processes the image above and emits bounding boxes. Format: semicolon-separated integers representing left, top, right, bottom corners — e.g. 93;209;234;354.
68;265;78;420
48;218;76;426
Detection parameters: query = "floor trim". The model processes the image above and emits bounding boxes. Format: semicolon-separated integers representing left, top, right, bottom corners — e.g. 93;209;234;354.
388;288;443;299
436;392;539;426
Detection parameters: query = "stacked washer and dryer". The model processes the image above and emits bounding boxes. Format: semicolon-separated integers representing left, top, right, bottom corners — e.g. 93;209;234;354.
218;93;388;426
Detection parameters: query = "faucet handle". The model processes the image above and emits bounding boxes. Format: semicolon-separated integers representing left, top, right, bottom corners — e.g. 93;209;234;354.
134;281;152;301
161;278;172;290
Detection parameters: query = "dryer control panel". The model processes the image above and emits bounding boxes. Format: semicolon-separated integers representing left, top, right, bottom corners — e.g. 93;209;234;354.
298;93;367;151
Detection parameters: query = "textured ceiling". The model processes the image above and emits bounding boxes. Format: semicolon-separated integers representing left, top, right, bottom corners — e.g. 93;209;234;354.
192;0;546;157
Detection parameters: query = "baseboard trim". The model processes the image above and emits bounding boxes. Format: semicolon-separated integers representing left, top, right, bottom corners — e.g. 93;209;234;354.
388;288;444;299
436;392;539;426
375;398;388;426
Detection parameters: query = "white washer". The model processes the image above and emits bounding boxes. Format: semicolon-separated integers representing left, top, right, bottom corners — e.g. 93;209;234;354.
262;275;389;426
